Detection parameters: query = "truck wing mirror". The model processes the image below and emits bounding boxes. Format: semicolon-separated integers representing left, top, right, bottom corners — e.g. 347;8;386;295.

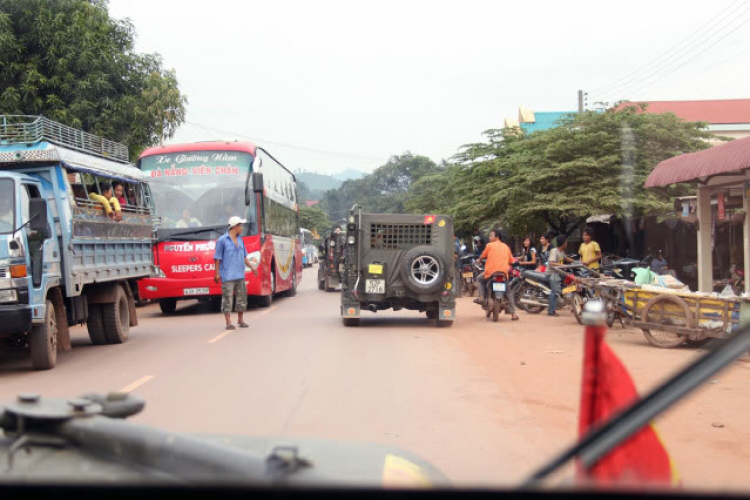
29;198;49;235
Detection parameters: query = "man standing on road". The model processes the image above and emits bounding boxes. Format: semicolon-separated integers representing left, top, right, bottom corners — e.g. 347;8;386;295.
214;216;258;330
473;228;518;321
547;236;575;317
578;227;602;270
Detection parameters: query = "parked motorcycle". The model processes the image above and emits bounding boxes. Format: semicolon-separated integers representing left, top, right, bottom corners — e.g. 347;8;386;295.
478;270;512;322
516;267;577;314
458;254;478;297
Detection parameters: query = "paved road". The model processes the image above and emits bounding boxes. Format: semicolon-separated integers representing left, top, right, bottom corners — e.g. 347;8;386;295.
2;269;750;489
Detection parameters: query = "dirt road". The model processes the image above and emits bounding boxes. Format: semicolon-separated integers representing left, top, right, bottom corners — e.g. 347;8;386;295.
1;269;748;491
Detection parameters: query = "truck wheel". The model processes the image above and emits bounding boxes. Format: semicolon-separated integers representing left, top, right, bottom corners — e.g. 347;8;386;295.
343;317;360;327
426;309;438;320
103;285;130;344
400;246;447;295
87;305;108;345
29;299;57;370
159;298;177;315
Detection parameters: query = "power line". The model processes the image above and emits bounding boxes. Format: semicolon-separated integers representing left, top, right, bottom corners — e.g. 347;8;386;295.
589;0;745;96
181;121;389;163
593;4;750;102
612;13;750;100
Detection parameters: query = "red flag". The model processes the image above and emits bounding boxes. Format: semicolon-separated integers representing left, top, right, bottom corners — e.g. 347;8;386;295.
578;324;679;486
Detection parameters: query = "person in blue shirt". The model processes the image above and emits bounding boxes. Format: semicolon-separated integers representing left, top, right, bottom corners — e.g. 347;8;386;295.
214;216;258;330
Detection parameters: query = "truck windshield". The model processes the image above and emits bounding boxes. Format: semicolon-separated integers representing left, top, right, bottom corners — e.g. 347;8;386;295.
0;179;14;234
140;151;257;236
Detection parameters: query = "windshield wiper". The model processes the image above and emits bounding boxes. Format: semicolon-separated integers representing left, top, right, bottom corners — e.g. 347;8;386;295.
157;225;225;242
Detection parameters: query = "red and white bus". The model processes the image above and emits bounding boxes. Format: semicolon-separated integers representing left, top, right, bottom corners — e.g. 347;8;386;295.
136;142;303;314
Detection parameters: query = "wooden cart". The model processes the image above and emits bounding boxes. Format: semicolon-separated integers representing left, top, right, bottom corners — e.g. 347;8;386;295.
624;288;746;348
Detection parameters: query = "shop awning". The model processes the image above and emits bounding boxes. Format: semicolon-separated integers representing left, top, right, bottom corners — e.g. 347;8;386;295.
645;135;750;188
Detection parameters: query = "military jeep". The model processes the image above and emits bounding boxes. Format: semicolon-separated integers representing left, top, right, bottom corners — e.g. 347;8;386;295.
340;206;456;327
317;229;347;291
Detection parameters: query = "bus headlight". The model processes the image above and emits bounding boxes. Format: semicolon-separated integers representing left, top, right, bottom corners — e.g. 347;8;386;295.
347;236;356;245
247;251;261;271
153;266;166;278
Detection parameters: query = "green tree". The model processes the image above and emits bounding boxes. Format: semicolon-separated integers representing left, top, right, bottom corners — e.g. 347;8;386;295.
0;0;187;158
320;153;439;218
299;206;331;235
445;107;714;236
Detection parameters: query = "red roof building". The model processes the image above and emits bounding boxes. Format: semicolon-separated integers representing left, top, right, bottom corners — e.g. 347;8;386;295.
616;99;750;140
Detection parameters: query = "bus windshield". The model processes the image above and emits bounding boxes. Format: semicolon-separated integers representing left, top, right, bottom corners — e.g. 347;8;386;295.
140;151;258;239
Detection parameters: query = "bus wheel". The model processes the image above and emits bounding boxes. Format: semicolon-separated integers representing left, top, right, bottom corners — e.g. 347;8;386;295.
29;299;57;370
159;298;177;315
286;260;297;297
258;267;276;308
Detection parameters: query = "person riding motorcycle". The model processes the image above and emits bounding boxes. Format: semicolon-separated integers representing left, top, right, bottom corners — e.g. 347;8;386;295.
472;235;485;258
473;228;519;321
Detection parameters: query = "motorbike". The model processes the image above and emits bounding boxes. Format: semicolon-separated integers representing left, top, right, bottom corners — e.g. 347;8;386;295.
479;270;512;322
515;265;581;315
458;254;478;297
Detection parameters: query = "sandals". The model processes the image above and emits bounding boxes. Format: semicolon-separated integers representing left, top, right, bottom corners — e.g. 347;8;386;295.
225;324;236;330
238;322;249;328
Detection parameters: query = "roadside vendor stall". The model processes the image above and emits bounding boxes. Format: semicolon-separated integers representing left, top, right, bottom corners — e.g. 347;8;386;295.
645;136;750;295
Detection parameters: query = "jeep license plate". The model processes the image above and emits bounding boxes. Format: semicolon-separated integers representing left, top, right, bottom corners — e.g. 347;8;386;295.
462;272;473;278
562;285;577;295
184;287;209;296
492;282;506;292
366;279;385;294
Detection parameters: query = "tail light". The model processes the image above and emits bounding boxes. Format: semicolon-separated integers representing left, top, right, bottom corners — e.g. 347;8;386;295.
511;270;520;278
564;274;575;285
537;265;547;273
494;275;505;282
463;265;472;272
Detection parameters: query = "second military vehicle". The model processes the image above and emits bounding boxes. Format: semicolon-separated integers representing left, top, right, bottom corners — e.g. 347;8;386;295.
340;206;456;327
317;227;346;292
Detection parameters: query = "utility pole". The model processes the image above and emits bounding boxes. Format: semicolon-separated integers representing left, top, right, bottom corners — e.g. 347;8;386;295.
578;90;584;113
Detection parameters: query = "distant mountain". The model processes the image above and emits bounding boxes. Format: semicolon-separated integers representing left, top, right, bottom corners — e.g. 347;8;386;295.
296;172;342;194
333;168;366;181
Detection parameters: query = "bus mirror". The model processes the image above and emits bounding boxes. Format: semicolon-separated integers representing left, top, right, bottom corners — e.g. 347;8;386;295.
29;199;49;235
252;172;264;193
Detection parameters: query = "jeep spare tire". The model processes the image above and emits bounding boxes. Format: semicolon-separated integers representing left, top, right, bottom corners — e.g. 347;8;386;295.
400;246;447;295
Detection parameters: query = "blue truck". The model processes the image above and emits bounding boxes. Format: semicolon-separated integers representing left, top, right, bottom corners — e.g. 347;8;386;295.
0;116;156;370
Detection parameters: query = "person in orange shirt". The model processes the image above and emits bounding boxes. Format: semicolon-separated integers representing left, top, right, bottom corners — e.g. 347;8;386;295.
473;228;518;320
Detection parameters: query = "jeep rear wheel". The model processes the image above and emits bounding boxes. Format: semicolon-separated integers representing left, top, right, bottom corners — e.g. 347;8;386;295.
400;246;447;295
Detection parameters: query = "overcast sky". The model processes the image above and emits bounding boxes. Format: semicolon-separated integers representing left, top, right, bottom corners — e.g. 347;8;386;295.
109;0;750;175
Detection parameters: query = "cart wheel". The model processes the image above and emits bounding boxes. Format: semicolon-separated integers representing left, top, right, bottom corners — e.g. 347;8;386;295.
641;295;692;348
572;294;585;325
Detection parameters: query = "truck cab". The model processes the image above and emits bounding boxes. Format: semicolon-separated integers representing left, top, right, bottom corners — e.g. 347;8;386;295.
0;116;156;370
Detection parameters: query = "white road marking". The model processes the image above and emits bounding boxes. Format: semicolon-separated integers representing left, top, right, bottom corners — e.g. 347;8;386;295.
119;375;155;393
